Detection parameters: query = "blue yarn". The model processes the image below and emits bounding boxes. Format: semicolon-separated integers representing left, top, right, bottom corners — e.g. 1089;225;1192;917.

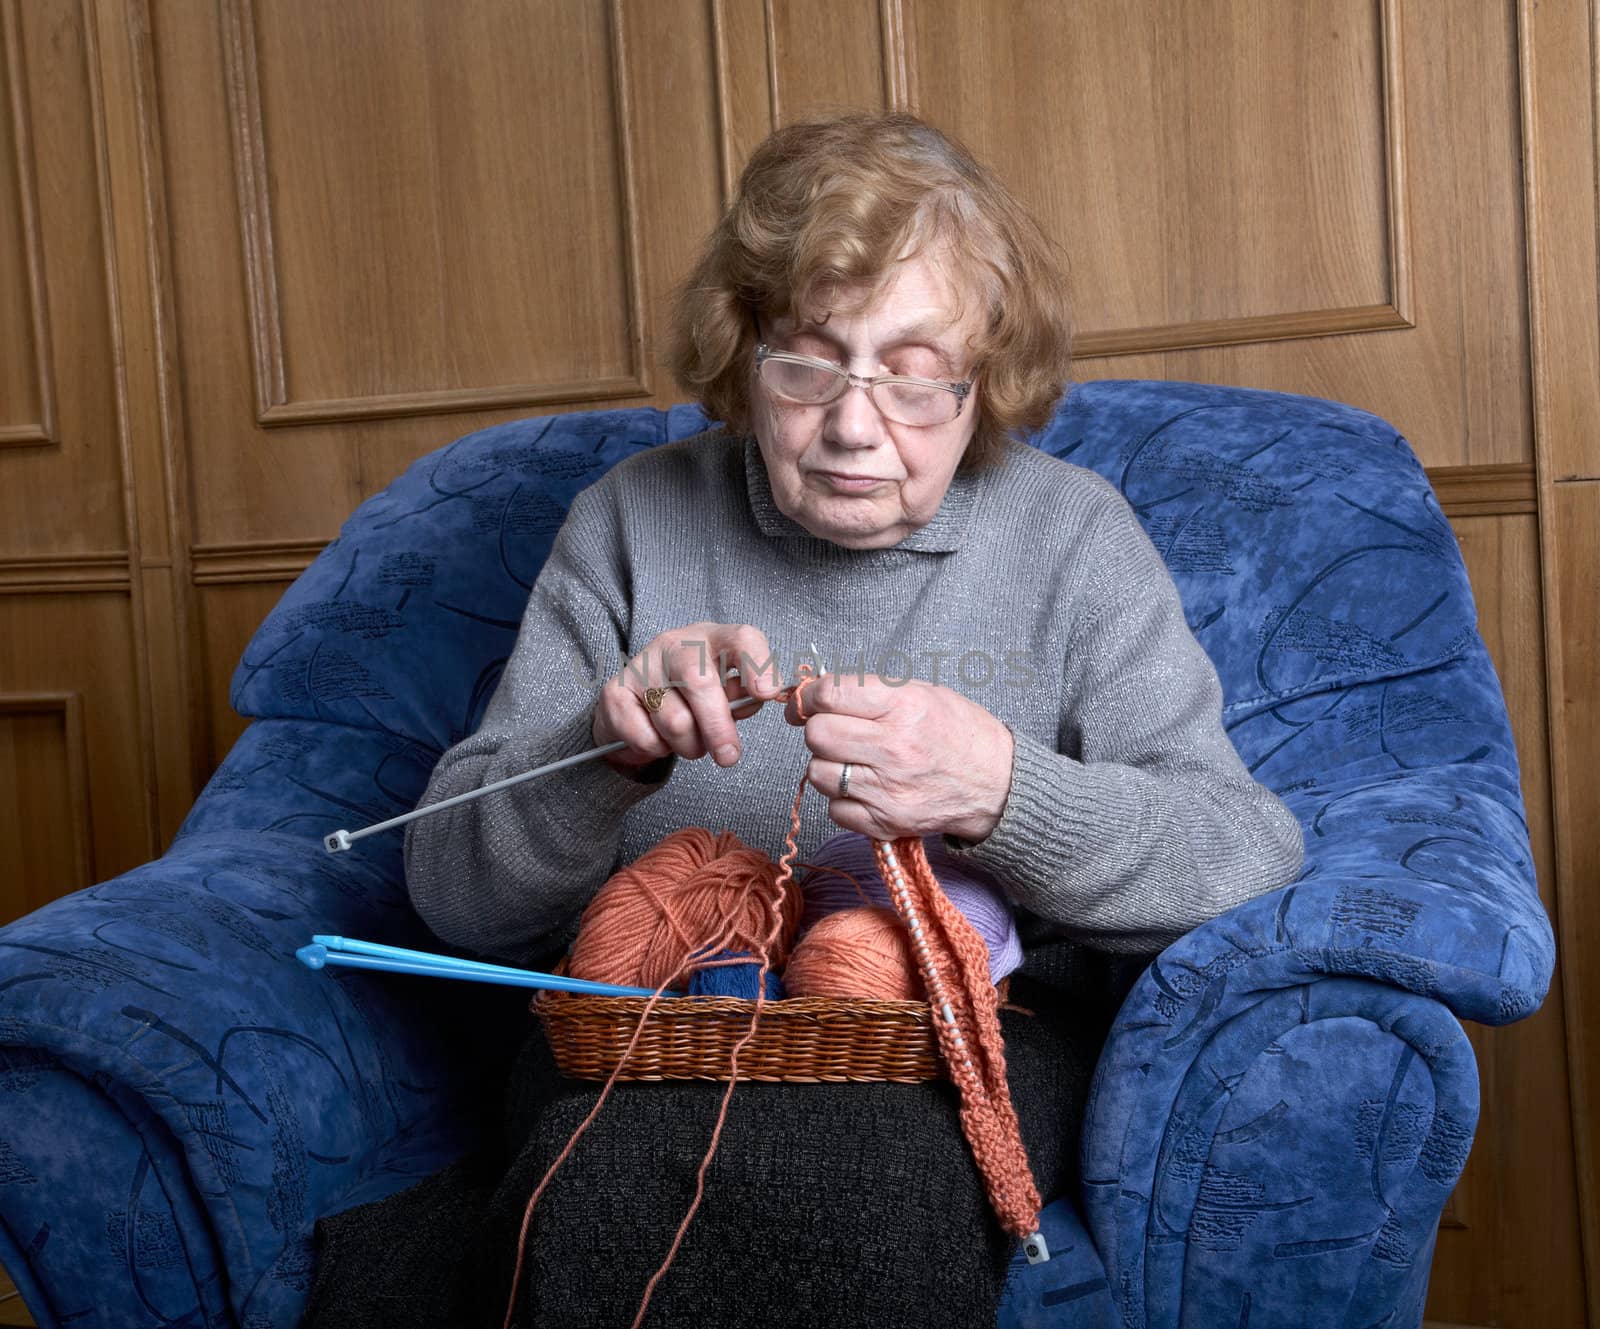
687;949;784;1000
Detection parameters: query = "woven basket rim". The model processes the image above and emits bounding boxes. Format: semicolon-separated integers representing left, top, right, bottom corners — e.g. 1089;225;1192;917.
532;990;932;1020
533;988;945;1083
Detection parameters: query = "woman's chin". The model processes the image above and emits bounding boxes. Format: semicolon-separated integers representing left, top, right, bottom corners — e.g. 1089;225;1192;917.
780;490;910;548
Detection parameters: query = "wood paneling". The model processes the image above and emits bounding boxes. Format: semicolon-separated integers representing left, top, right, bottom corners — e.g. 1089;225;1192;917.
220;0;648;424
190;538;329;585
769;0;890;123
1545;479;1600;1324
0;0;185;919
0;3;55;447
1433;513;1584;1325
1429;463;1538;517
1520;0;1600;1319
1077;0;1531;473
0;0;125;553
197;580;295;770
914;0;1409;355
0;593;148;915
0;553;130;595
156;0;726;544
615;0;722;345
87;0;206;846
0;693;92;919
710;0;774;204
0;1259;36;1326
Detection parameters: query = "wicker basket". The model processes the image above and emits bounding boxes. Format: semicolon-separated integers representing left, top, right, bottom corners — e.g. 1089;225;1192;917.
533;990;941;1083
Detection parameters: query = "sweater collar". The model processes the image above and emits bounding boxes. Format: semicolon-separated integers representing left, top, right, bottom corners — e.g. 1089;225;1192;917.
742;436;980;553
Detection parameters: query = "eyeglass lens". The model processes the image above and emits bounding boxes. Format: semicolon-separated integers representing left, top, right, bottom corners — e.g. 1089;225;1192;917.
758;358;960;426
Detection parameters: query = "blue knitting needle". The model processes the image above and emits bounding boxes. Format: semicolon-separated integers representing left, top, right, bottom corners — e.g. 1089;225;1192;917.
296;935;680;998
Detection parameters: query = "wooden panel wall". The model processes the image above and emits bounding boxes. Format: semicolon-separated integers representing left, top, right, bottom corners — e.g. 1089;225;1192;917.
0;2;1591;1324
0;0;158;921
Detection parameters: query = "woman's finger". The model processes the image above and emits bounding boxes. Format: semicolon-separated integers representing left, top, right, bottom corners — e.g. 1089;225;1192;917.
715;624;785;700
784;670;893;726
798;711;879;763
657;623;781;765
677;679;744;765
643;678;710;762
663;627;764;764
807;756;866;802
593;676;673;768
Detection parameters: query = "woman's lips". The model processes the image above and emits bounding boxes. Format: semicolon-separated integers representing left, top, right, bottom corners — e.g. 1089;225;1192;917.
814;471;886;492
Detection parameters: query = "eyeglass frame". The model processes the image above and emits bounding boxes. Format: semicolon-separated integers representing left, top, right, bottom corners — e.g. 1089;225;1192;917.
753;343;974;423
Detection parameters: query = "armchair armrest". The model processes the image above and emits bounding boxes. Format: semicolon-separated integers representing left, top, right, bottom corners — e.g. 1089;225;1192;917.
0;813;518;1326
1079;762;1551;1328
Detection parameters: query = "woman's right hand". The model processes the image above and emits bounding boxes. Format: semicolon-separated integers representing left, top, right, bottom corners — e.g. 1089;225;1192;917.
591;623;784;775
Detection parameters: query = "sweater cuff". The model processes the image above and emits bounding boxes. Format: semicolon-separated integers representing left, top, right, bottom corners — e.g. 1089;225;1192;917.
940;727;1124;914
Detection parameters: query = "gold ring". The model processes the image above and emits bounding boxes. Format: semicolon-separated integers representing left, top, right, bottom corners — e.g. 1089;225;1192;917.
643;686;668;713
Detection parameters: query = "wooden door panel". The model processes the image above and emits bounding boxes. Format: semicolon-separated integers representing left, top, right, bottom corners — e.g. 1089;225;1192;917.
911;0;1529;471
1433;512;1584;1325
0;0;126;555
0;592;149;915
915;0;1396;336
0;694;92;922
155;0;726;546
0;6;49;445
225;0;644;420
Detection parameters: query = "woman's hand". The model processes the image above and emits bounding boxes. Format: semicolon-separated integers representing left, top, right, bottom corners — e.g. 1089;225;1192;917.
592;623;784;775
785;673;1015;843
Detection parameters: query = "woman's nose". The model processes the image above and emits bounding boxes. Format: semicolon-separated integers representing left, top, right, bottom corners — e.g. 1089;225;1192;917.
823;381;887;448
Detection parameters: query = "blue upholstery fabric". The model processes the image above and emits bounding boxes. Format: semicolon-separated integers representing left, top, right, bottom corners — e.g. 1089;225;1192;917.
0;382;1552;1328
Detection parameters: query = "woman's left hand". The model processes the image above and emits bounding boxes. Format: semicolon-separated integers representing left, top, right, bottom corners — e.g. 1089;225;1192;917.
784;673;1014;843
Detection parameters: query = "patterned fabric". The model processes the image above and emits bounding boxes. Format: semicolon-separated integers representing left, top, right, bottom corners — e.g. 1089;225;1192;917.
0;382;1552;1328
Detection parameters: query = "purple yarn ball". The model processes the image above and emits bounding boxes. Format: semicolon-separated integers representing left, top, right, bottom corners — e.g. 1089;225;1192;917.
797;832;1023;983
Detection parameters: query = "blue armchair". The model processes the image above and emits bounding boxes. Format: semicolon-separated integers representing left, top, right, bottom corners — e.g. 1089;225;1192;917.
0;381;1553;1328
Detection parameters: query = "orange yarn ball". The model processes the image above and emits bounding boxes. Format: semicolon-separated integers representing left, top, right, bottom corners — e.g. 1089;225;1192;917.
567;828;804;990
782;906;926;1002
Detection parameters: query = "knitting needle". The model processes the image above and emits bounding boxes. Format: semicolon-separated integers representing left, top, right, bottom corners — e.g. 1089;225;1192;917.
295;935;680;997
323;666;767;854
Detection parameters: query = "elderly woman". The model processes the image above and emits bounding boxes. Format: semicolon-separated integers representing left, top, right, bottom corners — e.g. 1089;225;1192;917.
308;113;1302;1329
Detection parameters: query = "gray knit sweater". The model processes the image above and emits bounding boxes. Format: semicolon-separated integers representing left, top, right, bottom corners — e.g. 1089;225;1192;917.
405;428;1303;962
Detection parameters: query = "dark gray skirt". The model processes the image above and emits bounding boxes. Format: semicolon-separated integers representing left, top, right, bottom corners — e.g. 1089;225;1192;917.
305;946;1139;1329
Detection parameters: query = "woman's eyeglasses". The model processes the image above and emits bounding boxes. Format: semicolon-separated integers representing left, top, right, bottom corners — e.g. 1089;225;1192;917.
754;345;972;427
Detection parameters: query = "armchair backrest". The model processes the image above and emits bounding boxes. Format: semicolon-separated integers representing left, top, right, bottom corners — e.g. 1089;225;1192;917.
1045;382;1511;799
229;381;1506;801
230;403;714;755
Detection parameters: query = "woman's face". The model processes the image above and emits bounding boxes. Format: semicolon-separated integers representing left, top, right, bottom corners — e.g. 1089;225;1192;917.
751;252;983;550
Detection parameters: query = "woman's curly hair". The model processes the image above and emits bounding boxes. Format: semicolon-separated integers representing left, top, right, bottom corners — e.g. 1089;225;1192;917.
668;112;1073;470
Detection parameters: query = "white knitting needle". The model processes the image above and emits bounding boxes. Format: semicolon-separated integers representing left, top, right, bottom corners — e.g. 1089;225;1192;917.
323;663;779;854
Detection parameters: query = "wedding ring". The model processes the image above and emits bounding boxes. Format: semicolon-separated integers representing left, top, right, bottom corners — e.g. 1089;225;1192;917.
643;686;668;713
838;762;852;798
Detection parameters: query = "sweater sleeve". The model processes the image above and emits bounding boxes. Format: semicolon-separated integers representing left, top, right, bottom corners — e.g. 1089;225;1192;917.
941;492;1304;955
404;484;675;964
